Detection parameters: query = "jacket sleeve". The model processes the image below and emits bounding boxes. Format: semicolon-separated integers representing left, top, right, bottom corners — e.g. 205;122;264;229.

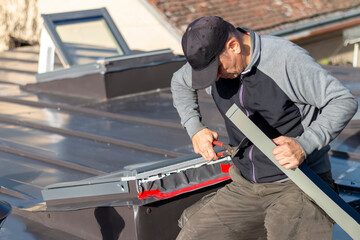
171;63;207;138
285;47;358;157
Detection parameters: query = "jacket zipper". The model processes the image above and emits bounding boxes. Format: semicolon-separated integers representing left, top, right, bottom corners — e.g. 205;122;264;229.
239;74;257;183
239;84;249;117
249;145;256;182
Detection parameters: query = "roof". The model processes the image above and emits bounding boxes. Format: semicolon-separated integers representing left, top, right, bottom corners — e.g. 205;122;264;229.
146;0;360;34
0;45;360;239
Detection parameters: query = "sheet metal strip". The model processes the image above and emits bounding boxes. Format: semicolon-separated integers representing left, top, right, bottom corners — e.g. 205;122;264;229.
0;96;183;129
42;180;129;201
0;96;228;137
226;104;360;240
0;115;184;158
0;145;105;176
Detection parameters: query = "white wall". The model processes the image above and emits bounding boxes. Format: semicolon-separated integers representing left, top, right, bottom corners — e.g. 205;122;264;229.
294;32;355;66
38;0;183;54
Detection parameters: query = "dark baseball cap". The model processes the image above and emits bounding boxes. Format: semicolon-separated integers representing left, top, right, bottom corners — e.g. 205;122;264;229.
181;16;229;89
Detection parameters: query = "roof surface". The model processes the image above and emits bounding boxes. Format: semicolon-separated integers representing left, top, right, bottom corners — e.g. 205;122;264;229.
0;45;226;239
0;45;359;239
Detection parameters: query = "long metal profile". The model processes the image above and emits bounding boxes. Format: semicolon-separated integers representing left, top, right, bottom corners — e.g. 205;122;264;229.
225;104;360;240
42;180;129;201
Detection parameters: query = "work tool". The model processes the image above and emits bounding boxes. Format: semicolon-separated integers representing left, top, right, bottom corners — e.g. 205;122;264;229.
213;138;249;158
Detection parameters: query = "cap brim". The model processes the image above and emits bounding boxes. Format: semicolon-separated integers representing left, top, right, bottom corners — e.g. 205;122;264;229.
191;57;219;90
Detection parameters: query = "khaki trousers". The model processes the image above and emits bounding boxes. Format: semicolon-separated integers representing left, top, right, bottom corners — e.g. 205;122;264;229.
177;166;334;240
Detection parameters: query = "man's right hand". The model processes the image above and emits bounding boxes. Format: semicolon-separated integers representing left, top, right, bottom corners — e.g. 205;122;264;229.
192;128;219;161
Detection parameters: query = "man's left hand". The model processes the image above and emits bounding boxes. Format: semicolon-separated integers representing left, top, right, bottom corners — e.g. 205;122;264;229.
272;136;305;170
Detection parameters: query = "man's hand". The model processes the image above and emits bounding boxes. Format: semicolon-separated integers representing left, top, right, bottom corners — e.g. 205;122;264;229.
272;136;305;170
192;128;219;161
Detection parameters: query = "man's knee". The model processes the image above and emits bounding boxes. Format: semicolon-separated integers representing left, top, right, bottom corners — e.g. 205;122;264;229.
265;189;333;240
178;192;217;229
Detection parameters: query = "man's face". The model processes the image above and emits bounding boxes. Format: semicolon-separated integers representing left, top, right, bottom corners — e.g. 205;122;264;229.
216;48;243;81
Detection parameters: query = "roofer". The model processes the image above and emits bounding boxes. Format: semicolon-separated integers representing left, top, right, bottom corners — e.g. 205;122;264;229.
171;16;358;239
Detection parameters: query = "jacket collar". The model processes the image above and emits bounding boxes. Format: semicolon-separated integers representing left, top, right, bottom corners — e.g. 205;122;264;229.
237;27;260;75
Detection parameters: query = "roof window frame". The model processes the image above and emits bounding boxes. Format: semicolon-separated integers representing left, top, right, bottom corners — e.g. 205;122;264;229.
41;7;132;67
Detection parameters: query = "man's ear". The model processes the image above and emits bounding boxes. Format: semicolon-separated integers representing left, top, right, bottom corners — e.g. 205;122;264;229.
227;37;241;54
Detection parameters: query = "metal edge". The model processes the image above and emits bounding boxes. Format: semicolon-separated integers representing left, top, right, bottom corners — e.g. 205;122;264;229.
35;62;102;82
42;181;129;201
99;48;174;64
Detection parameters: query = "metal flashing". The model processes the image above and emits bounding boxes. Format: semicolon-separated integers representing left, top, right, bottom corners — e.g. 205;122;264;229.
270;7;360;38
41;153;231;203
35;62;103;82
35;48;182;81
42;180;129;201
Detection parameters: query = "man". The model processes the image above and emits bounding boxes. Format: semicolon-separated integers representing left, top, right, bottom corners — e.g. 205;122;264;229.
171;16;358;239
